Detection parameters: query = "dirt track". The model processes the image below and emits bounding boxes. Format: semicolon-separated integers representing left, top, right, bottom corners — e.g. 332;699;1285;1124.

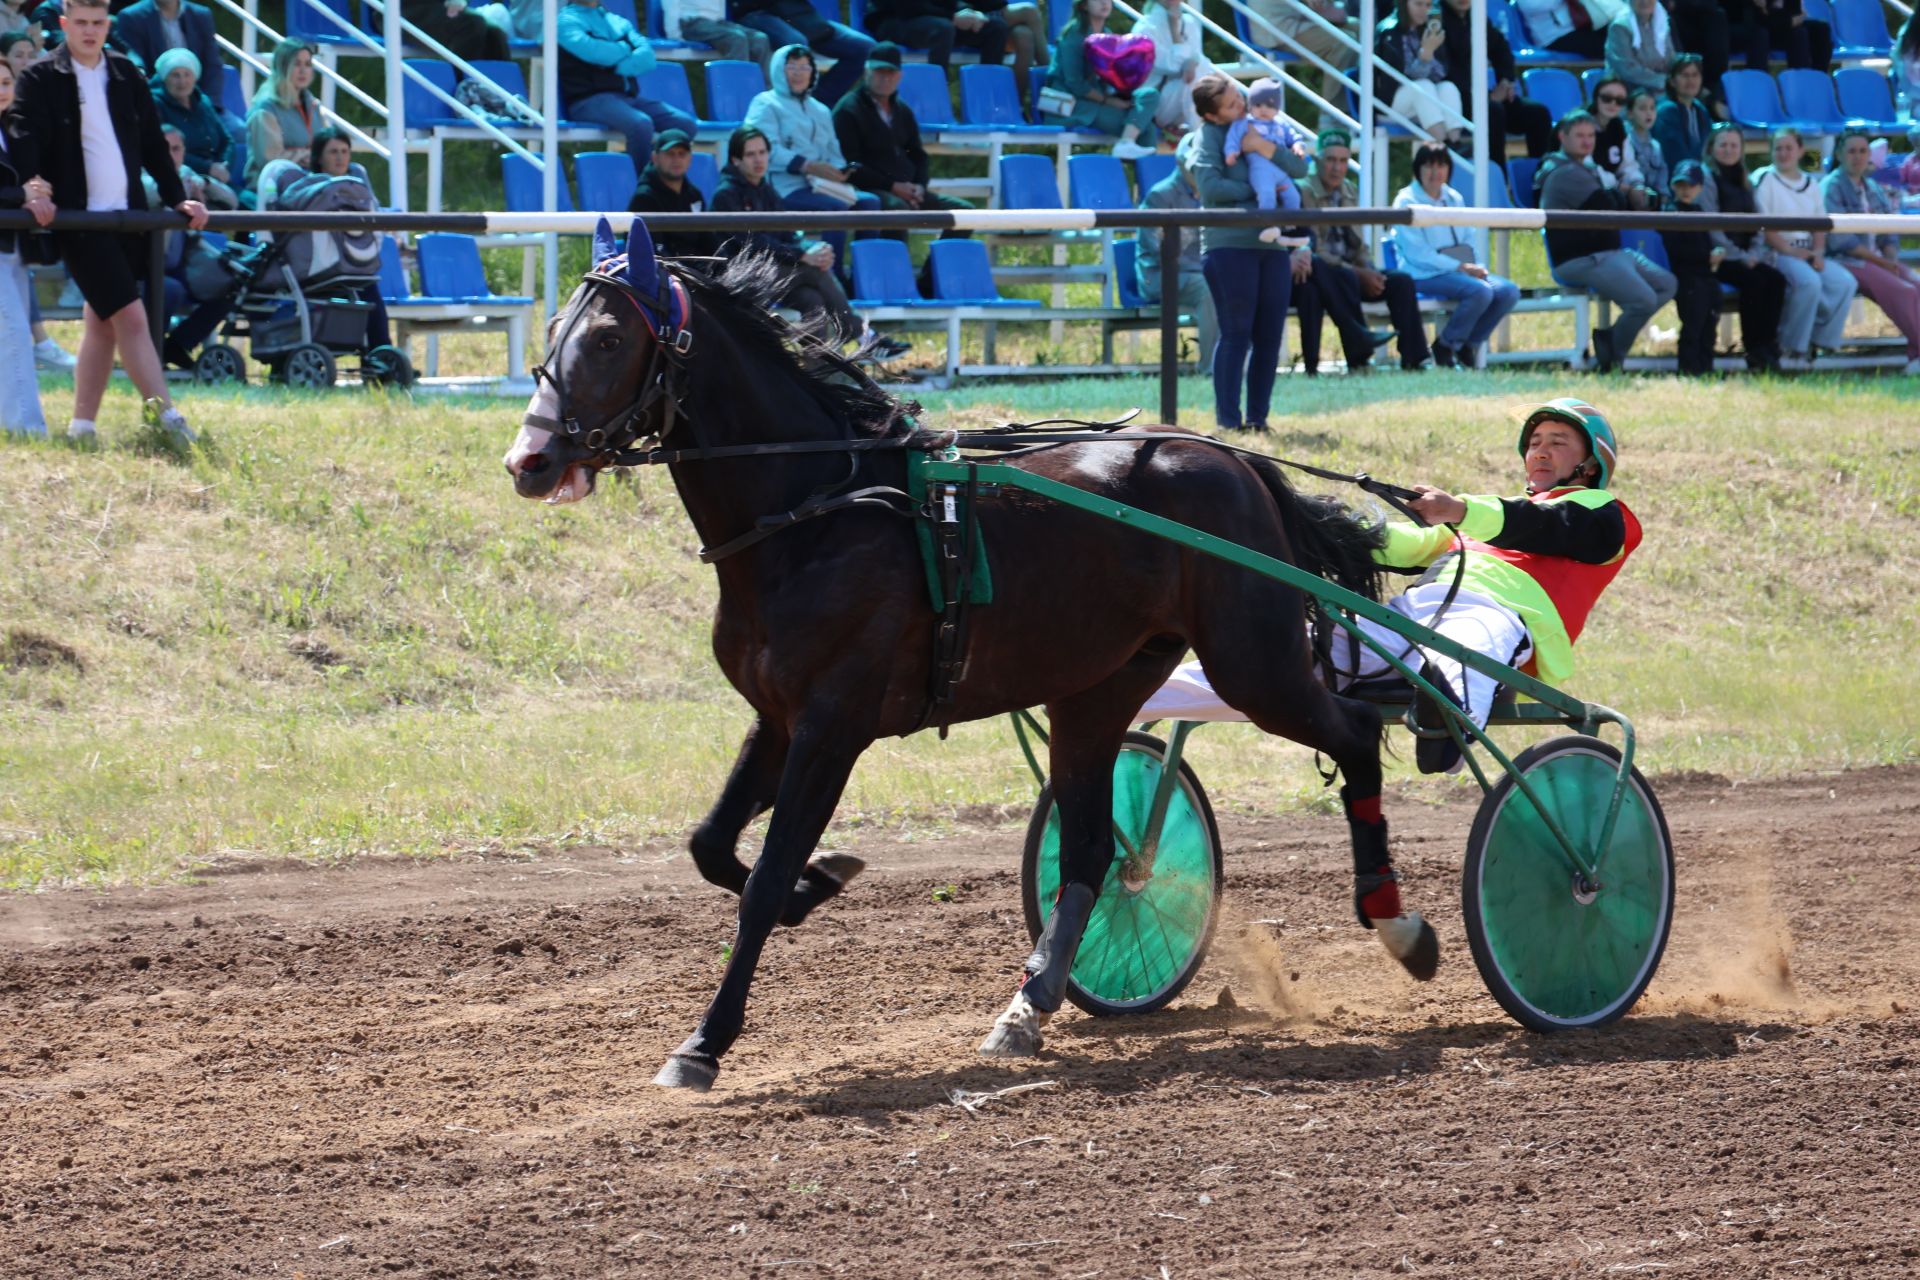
4;765;1919;1278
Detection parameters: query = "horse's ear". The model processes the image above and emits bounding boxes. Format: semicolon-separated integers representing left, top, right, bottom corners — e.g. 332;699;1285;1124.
623;215;660;296
592;217;618;267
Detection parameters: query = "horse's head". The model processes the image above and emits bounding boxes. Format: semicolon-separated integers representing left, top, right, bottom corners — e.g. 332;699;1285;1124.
502;215;693;503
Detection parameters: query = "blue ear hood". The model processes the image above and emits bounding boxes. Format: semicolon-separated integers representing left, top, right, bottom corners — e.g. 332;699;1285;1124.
592;216;619;268
588;214;689;338
623;215;660;297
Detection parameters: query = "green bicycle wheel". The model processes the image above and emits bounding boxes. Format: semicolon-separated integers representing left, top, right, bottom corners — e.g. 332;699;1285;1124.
1462;736;1674;1032
1021;731;1223;1016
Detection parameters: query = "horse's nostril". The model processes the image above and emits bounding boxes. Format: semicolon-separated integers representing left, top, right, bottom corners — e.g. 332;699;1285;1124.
520;452;553;477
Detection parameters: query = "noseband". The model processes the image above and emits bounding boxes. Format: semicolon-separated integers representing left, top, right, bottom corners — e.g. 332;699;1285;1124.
522;266;695;465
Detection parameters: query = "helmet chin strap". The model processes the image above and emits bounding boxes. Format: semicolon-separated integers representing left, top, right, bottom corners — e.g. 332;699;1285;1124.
1528;455;1597;496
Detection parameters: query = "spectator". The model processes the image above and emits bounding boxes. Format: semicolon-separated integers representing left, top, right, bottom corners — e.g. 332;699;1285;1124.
0;6;39;54
660;0;769;69
1725;0;1830;75
1623;87;1667;195
733;0;875;106
627;128;723;257
150;48;228;186
1536;109;1676;370
3;29;34;70
1137;0;1214;135
145;120;233;208
1695;121;1785;371
1603;0;1674;95
864;0;1008;78
1512;0;1618;60
8;0;207;442
1244;0;1356;133
1668;0;1730;106
1659;159;1720;374
400;0;510;60
1298;126;1430;371
1374;0;1466;147
1188;73;1292;428
1390;141;1520;369
1046;0;1161;161
1226;77;1308;244
1439;0;1552;158
0;57;48;436
709;125;908;355
830;42;972;289
1134;131;1217;370
1823;130;1920;375
1895;11;1920;121
244;38;318;194
745;45;882;274
1752;125;1854;360
113;0;221;95
558;0;699;165
474;0;545;42
1652;53;1713;170
1588;75;1630;178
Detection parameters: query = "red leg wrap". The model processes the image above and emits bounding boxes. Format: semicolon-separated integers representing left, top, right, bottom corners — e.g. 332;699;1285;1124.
1346;793;1383;825
1360;873;1403;920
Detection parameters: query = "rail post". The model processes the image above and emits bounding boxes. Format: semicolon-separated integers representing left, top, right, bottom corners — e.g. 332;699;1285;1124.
1159;225;1180;425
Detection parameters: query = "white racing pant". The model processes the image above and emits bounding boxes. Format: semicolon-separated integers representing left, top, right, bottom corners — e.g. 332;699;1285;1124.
1138;584;1533;730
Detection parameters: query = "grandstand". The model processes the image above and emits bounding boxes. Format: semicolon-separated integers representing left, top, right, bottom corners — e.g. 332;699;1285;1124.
29;0;1920;386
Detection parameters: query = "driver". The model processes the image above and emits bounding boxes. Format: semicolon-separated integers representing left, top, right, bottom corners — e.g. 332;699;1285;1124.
1143;397;1641;775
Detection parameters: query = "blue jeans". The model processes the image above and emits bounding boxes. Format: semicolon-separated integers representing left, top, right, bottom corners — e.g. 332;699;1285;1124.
738;12;875;103
0;251;46;435
781;185;881;279
566;92;700;164
1415;269;1521;348
1202;246;1292;428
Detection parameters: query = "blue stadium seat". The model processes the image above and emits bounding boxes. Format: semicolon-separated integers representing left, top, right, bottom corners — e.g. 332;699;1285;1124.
704;60;767;125
403;59;461;127
603;0;640;27
1521;68;1582;123
502;153;577;212
1506;155;1539;207
1067;152;1133;210
417;234;535;303
1832;0;1893;57
1449;158;1512;208
1621;227;1669;270
1495;0;1583;64
1778;68;1847;131
688;152;719;202
809;0;840;21
997;153;1062;209
379;237;426;301
1231;6;1299;58
575;152;639;211
929;239;1041;305
222;65;246;118
1834;66;1905;128
849;239;946;306
466;60;546;119
1581;67;1606;101
960;64;1053;130
639;63;700;123
899;63;957;127
1133;151;1177;194
1722;68;1790;128
287;0;359;45
1111;237;1144;308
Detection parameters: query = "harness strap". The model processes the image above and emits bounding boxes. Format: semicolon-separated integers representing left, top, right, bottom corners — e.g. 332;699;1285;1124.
697;484;919;563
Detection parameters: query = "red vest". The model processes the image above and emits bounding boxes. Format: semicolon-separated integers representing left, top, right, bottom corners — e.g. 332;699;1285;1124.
1461;488;1641;651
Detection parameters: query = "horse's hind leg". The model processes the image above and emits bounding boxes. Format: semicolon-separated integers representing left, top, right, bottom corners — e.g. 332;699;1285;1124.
980;669;1167;1057
1195;607;1440;982
688;715;865;925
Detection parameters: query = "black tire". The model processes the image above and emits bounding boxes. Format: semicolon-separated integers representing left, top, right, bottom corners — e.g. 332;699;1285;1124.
363;344;415;389
193;343;247;385
282;344;337;390
1019;730;1224;1017
1462;735;1675;1033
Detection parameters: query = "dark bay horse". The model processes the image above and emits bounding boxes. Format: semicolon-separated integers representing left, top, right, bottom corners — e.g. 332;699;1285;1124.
502;217;1438;1092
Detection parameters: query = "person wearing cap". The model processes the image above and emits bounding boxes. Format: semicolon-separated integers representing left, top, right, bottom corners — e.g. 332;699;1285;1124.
1135;131;1217;371
1141;398;1640;777
1298;127;1433;373
1660;158;1721;375
626;130;722;259
148;45;230;185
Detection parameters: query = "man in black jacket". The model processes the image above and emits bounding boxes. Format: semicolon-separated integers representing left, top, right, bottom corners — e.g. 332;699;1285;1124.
8;0;207;443
831;44;971;293
627;129;723;259
1438;0;1552;158
864;0;1007;70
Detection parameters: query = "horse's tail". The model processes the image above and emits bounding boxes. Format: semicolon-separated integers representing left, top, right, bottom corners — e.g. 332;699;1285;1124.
1242;454;1386;607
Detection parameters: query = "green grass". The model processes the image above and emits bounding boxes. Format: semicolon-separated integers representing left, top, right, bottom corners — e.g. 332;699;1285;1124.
2;370;1915;888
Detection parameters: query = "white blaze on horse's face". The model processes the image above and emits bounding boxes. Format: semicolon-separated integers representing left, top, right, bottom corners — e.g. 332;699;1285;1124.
504;380;597;504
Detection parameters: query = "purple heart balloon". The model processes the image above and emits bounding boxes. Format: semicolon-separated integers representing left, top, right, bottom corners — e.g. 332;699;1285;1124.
1085;32;1156;95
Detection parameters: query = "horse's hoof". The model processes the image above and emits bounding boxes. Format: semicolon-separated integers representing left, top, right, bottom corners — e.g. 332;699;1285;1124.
978;993;1049;1058
653;1051;719;1092
779;852;867;927
1374;912;1440;982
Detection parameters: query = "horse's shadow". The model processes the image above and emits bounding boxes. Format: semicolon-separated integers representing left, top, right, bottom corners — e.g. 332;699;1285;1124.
718;1005;1798;1118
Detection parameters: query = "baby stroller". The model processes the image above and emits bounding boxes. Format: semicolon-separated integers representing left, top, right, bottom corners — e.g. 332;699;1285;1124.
174;166;414;389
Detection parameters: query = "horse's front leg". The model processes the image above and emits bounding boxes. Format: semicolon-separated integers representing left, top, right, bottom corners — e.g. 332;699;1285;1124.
654;718;872;1093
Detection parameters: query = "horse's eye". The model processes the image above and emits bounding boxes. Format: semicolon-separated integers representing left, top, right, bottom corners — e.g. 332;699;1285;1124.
597;332;623;351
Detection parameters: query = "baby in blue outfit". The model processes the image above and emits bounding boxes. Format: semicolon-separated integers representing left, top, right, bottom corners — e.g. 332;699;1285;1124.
1223;78;1309;245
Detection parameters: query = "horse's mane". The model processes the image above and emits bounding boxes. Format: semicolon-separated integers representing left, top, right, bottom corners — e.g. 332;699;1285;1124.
669;251;923;441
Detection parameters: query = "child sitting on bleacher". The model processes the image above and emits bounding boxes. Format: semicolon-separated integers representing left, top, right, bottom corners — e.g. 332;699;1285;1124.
1223;77;1308;245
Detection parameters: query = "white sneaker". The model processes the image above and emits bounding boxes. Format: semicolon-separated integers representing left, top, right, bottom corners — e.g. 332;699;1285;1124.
144;397;197;443
33;338;76;370
1109;139;1155;161
67;419;96;442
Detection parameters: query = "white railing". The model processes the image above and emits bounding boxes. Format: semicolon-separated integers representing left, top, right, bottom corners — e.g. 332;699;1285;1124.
215;34;391;158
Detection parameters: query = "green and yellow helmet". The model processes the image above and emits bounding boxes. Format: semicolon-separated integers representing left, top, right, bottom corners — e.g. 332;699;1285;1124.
1512;397;1618;489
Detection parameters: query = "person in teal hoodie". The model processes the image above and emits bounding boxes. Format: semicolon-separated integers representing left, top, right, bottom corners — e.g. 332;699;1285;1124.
557;0;698;164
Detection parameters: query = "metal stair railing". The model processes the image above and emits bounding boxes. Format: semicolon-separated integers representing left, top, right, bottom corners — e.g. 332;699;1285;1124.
1110;0;1356;135
214;33;391;160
